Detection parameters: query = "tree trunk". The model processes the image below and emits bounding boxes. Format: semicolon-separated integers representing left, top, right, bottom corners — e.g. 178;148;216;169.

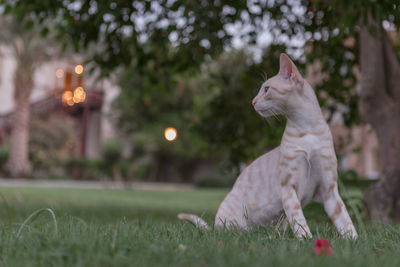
360;15;400;221
5;69;33;177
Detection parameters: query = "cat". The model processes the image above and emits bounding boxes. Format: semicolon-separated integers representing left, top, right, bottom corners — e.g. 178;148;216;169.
178;53;358;239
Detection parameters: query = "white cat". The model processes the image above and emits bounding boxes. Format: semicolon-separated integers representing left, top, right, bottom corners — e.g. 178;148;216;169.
179;53;358;239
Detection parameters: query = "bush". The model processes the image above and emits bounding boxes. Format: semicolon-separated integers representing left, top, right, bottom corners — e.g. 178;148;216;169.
195;172;236;188
64;157;104;180
100;139;131;181
102;139;124;163
339;170;378;189
29;115;77;179
0;147;9;168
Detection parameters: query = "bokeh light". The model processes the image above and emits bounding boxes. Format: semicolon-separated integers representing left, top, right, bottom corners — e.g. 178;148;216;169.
62;91;74;106
73;86;86;103
56;69;64;78
164;127;177;141
74;64;84;75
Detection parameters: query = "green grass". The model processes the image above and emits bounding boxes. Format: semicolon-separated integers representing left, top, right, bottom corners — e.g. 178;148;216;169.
0;186;399;266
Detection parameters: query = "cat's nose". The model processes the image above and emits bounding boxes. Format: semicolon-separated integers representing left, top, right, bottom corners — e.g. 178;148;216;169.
252;98;257;106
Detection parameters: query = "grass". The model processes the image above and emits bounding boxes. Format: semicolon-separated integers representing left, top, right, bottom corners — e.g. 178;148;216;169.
0;186;399;266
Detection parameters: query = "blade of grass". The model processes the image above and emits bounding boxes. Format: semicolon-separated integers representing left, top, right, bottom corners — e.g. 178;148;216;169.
16;208;58;239
0;192;12;224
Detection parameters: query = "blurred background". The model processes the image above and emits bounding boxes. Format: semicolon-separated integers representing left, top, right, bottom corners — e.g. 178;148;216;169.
0;0;399;221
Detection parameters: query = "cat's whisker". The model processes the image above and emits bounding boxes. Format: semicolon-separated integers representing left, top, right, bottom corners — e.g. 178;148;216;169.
257;69;268;82
262;71;268;81
271;109;277;121
264;116;272;126
271;108;282;122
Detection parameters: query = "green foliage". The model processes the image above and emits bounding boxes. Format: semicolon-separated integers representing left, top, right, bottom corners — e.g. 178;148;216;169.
100;139;142;181
188;48;286;167
102;139;124;163
29;115;78;178
113;52;215;178
0;146;9;168
64;157;104;180
195;172;236;188
113;48;286;172
64;155;134;182
302;0;400;125
1;0;270;76
340;170;378;189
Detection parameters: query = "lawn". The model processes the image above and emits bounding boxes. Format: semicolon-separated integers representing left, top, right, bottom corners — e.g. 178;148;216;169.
0;186;399;266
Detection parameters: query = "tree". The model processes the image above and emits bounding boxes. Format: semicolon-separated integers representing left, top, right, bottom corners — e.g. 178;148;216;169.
358;14;400;221
0;15;55;177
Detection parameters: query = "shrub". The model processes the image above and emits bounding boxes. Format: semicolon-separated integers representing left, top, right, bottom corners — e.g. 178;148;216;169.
339;170;378;189
64;157;104;180
29;115;77;179
0;146;9;168
102;139;124;163
195;172;236;188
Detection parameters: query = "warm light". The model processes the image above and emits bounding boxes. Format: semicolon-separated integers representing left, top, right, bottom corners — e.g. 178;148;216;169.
73;86;86;103
74;86;84;96
62;91;74;106
164;127;177;141
66;99;74;106
74;64;84;75
62;91;72;100
74;86;83;96
62;87;86;105
56;69;64;78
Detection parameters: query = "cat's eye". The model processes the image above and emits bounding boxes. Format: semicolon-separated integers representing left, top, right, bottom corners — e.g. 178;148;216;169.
264;86;269;93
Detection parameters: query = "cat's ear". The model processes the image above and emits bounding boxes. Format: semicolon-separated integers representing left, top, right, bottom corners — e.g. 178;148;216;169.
279;53;303;86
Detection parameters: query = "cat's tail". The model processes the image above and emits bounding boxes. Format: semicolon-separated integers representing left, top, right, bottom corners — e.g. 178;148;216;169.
177;213;210;229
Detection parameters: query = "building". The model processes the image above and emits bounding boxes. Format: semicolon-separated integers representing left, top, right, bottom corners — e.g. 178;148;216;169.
0;46;120;158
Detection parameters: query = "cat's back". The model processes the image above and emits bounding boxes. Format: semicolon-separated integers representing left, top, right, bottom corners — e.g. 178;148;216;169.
215;147;284;227
217;147;282;225
235;146;280;188
219;146;281;202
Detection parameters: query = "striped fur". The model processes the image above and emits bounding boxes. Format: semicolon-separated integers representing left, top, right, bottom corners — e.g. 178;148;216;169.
178;53;358;239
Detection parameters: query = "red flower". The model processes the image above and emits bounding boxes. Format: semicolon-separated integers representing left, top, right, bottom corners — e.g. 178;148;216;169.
314;238;332;256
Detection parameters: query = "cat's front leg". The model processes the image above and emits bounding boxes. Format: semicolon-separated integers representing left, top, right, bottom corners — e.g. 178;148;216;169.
281;185;312;238
279;155;312;238
321;164;358;238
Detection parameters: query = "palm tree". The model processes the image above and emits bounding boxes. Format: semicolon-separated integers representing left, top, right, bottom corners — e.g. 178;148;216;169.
0;15;54;177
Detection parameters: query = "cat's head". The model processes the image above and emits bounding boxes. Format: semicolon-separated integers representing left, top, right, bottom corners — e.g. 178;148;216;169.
252;53;305;118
